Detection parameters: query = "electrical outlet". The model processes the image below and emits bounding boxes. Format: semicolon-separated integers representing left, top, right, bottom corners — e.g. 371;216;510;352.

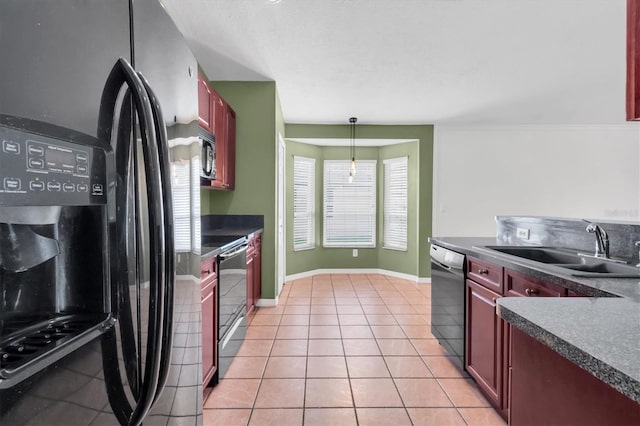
516;228;530;240
352;249;358;257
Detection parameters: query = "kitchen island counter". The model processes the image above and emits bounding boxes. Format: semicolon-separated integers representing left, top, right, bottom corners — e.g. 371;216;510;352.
429;236;640;403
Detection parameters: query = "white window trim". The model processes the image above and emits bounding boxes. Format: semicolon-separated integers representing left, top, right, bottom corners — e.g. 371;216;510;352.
323;159;377;248
383;156;408;251
293;156;316;251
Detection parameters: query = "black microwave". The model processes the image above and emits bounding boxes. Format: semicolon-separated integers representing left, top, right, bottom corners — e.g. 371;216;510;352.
201;131;216;180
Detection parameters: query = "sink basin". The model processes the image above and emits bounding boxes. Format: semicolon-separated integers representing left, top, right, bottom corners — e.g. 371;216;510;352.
481;246;640;278
482;246;584;264
562;262;640;278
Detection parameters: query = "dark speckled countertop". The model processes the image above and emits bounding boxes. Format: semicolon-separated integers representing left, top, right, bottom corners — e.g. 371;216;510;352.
429;237;640;403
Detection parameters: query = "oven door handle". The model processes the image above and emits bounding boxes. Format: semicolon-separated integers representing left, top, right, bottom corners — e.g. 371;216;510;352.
219;244;248;260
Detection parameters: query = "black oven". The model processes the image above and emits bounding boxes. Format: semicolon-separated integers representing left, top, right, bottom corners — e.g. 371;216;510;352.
200;130;216;180
215;238;248;382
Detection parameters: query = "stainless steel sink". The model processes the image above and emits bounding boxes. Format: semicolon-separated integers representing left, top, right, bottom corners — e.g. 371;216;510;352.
561;262;640;278
481;246;640;278
482;246;585;264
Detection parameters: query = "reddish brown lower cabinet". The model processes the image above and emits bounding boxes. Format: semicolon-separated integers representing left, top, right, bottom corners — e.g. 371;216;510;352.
509;327;640;426
246;242;255;315
466;257;586;421
201;257;218;389
466;279;503;409
504;269;566;298
253;235;261;306
245;234;262;315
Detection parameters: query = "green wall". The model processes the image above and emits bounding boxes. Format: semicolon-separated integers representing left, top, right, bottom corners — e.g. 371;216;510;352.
202;81;279;299
285;124;434;279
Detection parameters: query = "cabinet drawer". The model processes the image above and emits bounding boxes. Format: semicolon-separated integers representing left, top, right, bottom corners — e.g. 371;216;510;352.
201;257;218;283
467;257;503;294
504;269;566;297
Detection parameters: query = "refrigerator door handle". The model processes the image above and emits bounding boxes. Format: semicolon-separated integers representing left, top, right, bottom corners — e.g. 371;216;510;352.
98;57;165;426
137;72;175;403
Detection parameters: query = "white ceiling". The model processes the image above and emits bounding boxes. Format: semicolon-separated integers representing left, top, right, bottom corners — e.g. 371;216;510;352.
161;0;628;125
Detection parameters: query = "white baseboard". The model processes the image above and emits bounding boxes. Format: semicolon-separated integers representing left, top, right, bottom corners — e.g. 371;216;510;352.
285;269;431;284
256;297;278;307
258;270;431;307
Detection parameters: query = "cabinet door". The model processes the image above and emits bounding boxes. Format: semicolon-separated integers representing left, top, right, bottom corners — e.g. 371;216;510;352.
211;91;227;189
246;247;255;315
253;237;261;303
510;327;640;426
466;279;502;408
198;73;213;133
628;0;640;120
201;257;218;386
223;104;236;190
202;280;216;385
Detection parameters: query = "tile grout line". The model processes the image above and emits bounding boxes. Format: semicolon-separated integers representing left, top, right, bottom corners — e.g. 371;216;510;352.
211;275;496;425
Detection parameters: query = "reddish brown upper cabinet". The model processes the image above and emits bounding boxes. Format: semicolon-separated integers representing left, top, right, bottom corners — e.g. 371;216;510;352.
201;257;218;390
211;95;236;190
628;0;640;120
222;103;236;190
198;73;213;133
198;76;236;190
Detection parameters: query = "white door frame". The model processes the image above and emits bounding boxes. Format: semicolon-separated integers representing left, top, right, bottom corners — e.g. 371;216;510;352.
276;133;286;296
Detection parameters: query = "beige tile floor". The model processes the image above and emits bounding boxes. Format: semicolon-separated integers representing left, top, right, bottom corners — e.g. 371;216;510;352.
204;274;506;426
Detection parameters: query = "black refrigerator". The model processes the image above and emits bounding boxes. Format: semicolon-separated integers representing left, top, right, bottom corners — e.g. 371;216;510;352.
0;1;203;425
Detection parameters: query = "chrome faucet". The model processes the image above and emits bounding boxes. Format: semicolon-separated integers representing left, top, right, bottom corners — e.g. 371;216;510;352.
585;222;609;259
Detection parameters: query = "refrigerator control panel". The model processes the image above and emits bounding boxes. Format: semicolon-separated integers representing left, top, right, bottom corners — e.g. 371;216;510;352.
0;125;107;206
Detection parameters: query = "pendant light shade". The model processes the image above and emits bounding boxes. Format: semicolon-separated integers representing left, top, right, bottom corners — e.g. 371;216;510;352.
348;117;357;182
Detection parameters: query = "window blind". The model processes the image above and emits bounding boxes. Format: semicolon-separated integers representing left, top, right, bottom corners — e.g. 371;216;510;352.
383;156;408;251
172;159;191;252
293;156;315;250
323;160;377;248
191;156;201;251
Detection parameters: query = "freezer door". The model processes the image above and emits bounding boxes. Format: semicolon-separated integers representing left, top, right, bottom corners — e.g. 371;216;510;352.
0;2;132;425
0;1;131;139
131;0;202;424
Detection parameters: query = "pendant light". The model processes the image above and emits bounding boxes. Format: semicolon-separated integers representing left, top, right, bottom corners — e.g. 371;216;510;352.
348;117;357;183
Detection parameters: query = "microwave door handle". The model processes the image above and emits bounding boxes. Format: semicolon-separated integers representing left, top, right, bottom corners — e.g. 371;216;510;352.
98;57;164;426
138;72;175;402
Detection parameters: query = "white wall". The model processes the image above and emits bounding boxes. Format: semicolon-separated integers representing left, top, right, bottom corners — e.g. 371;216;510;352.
433;125;640;237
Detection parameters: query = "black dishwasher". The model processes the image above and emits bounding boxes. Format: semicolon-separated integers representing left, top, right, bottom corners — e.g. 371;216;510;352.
430;244;466;371
216;238;249;383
